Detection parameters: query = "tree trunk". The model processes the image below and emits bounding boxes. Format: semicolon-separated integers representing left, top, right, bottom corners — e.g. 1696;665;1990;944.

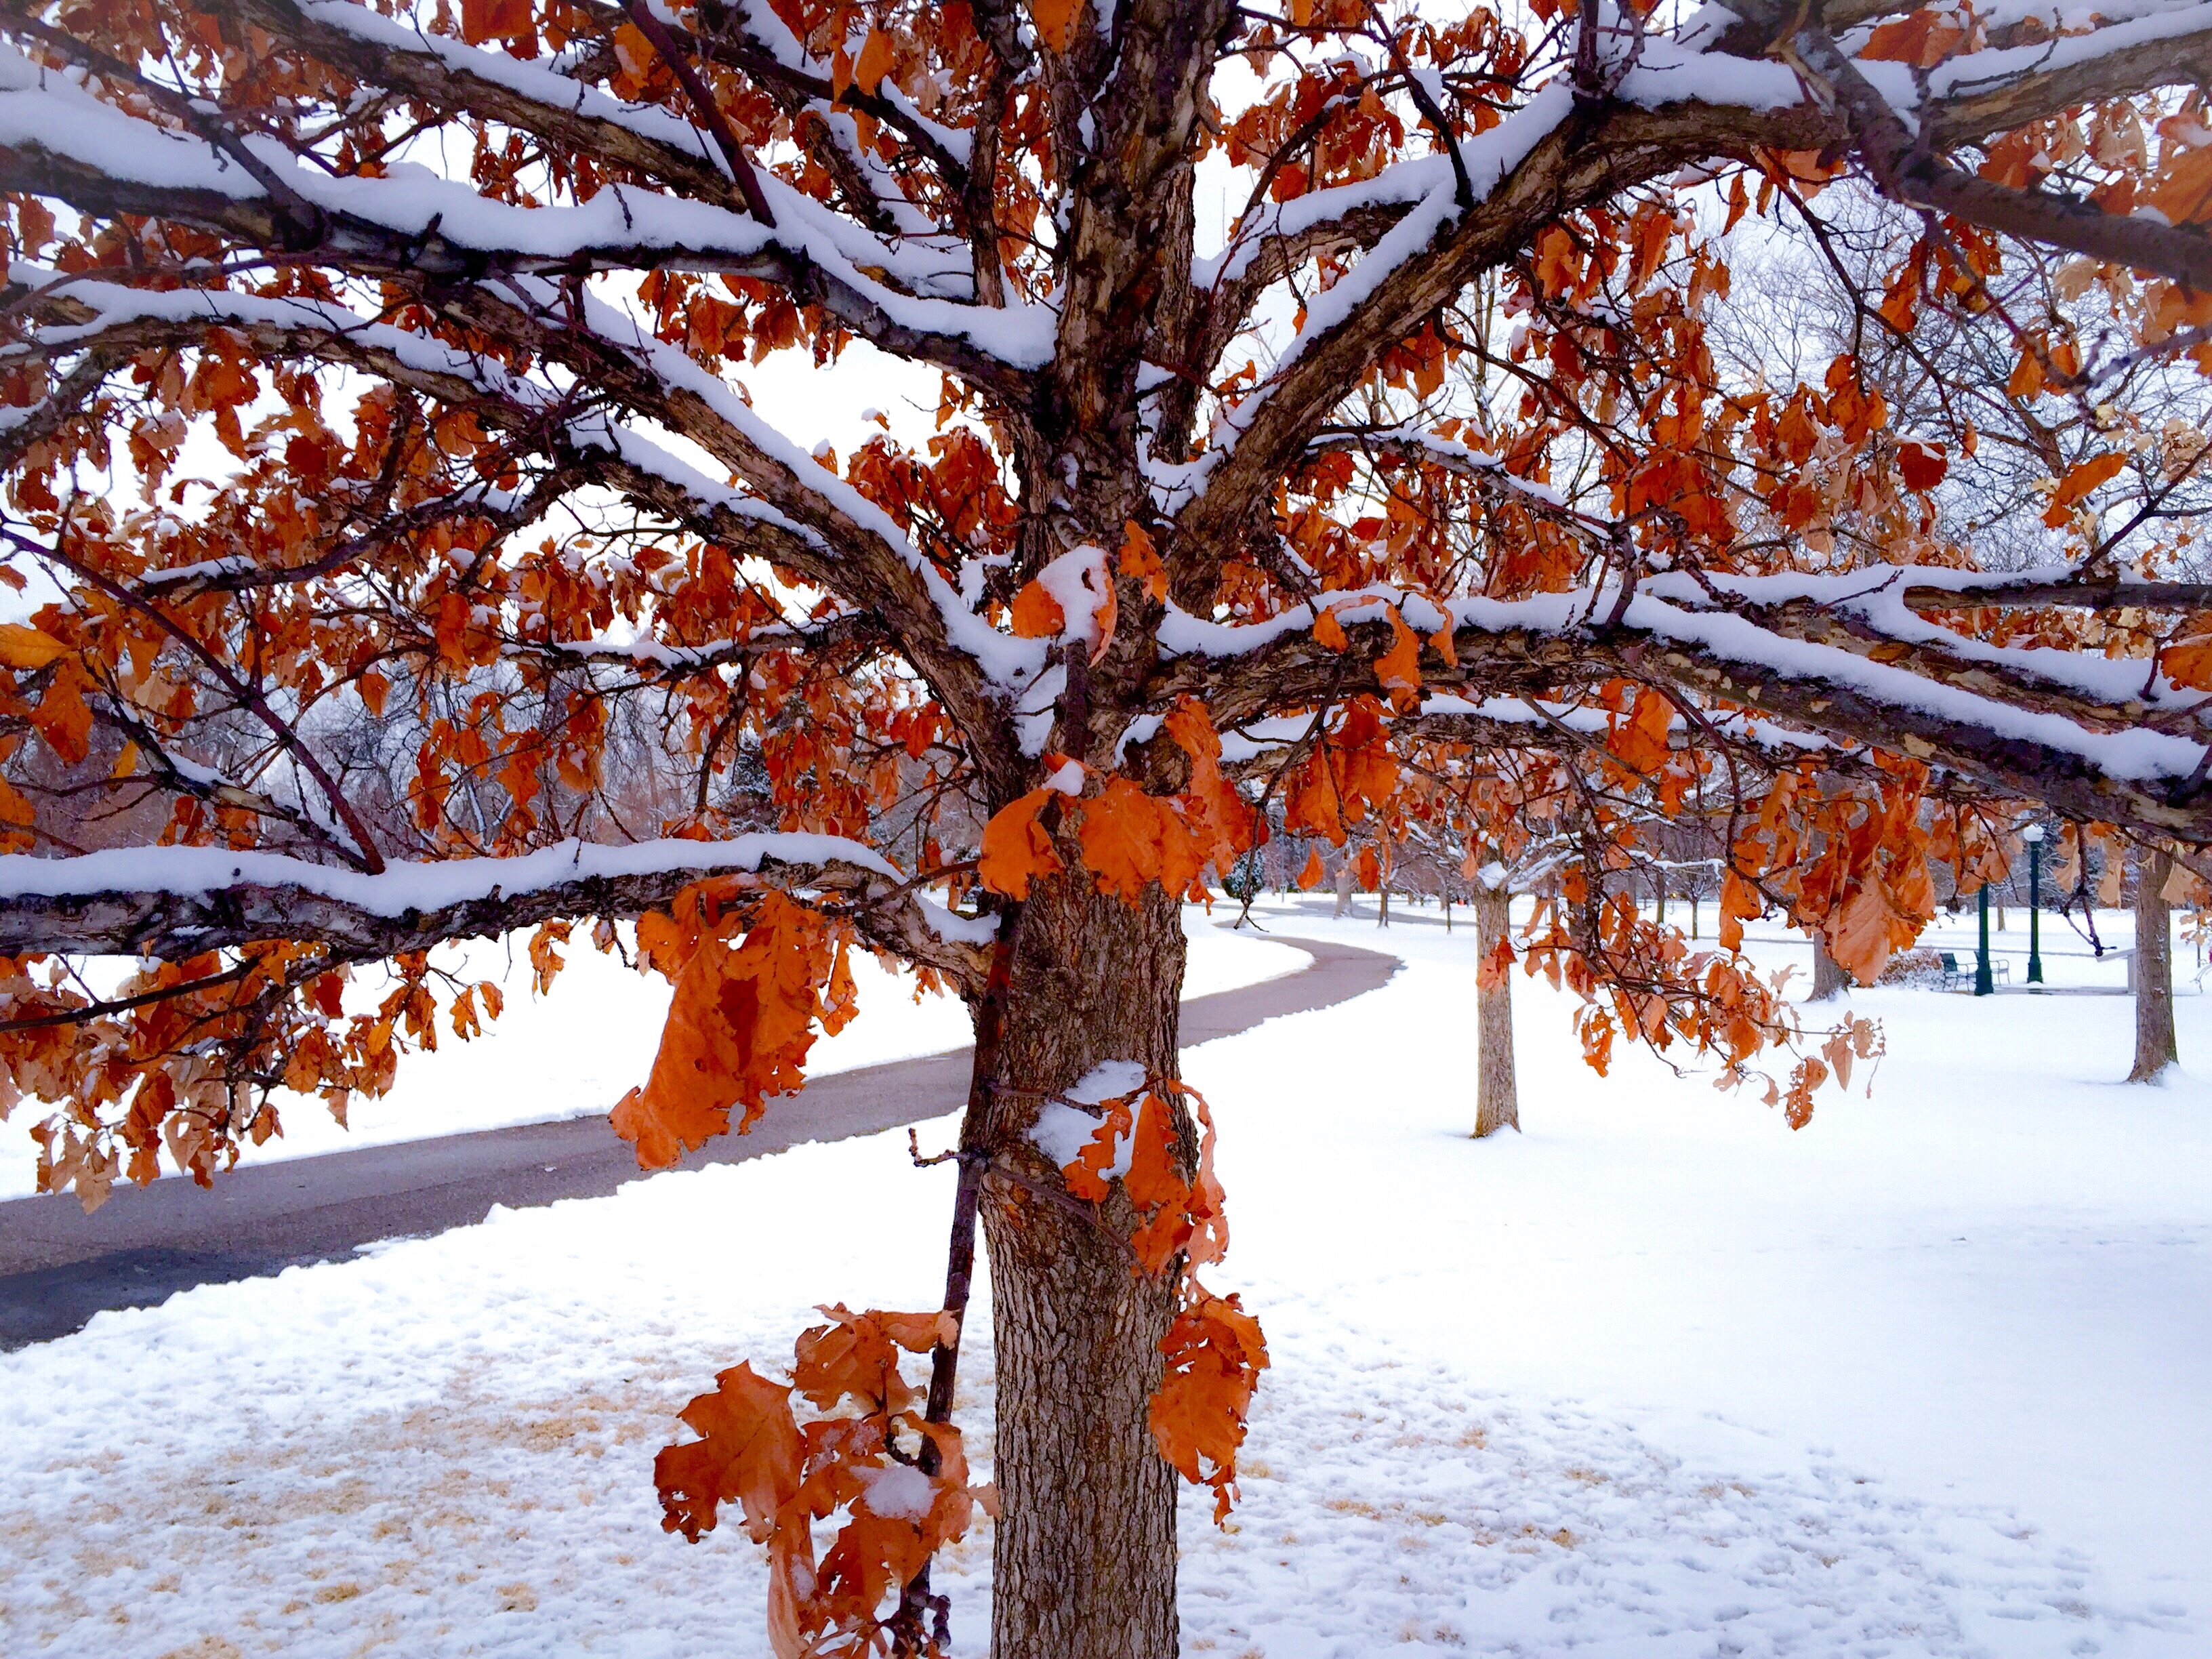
1332;858;1353;918
1472;885;1519;1137
1809;935;1849;1000
975;876;1188;1659
1376;884;1390;927
2131;846;2178;1082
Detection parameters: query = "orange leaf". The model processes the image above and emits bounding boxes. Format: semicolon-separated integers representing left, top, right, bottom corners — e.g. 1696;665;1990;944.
1150;1289;1270;1525
794;1304;937;1414
1089;563;1119;664
1373;605;1422;711
979;787;1064;899
1311;604;1349;652
2147;142;2212;229
1824;882;1898;985
1332;698;1400;818
1119;519;1167;601
1061;1093;1135;1202
655;1361;804;1544
822;941;858;1036
1076;777;1181;902
1284;752;1345;844
1296;847;1326;890
1165;699;1257;874
1012;546;1116;659
2045;451;2127;525
1896;438;1947;493
611;893;834;1168
1124;1092;1187;1215
1719;869;1763;951
1861;10;1967;66
852;27;894;95
1009;577;1065;638
459;0;533;45
1607;686;1674;777
1031;0;1080;52
0;622;67;670
31;660;91;764
2160;630;2212;689
1353;844;1380;891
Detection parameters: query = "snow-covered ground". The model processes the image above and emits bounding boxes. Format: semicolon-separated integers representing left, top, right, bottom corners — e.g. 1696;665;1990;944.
0;910;1305;1199
3;896;2207;1658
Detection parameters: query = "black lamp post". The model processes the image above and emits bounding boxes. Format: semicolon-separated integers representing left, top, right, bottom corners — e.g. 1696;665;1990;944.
2024;823;2045;985
1975;882;1994;996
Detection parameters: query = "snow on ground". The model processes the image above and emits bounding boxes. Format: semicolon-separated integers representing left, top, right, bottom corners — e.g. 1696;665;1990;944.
0;907;1304;1200
3;898;2207;1657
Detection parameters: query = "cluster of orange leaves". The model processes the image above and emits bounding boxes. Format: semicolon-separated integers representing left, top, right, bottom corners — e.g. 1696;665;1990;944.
654;1305;991;1659
975;697;1261;905
1284;697;1404;844
1054;1075;1268;1524
3;936;511;1206
1721;764;1939;989
612;886;857;1168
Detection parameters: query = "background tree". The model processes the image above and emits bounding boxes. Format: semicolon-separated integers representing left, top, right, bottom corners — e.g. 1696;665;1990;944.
2131;845;2179;1081
6;3;2212;1657
1471;848;1521;1137
1811;936;1852;1000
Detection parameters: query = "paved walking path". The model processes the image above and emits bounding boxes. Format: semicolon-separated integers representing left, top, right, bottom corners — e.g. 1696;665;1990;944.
0;931;1395;1347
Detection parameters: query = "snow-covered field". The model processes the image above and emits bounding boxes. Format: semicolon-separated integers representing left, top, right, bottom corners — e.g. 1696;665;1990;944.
3;897;2207;1658
0;914;1305;1200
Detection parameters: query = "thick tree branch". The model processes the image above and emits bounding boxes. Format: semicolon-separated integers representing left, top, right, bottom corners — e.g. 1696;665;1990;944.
0;131;1033;401
1787;22;2212;291
219;0;747;208
0;840;994;991
1153;593;2212;838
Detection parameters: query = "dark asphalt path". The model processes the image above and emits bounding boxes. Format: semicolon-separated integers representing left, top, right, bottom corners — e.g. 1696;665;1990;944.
0;930;1394;1348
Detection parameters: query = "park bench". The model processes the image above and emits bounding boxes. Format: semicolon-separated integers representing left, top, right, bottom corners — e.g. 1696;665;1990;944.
1938;951;2009;991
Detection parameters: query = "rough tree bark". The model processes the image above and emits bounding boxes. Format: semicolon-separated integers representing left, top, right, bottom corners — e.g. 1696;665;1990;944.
2131;846;2178;1082
975;876;1190;1659
1810;936;1850;1001
1473;884;1519;1137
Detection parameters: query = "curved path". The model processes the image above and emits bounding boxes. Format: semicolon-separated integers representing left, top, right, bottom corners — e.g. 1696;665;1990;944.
0;931;1395;1348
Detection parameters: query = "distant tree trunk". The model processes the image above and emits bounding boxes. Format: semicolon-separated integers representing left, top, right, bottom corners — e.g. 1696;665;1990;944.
1376;884;1390;927
1472;884;1519;1137
1810;935;1849;1000
1332;858;1353;918
2131;846;2178;1082
1689;893;1700;941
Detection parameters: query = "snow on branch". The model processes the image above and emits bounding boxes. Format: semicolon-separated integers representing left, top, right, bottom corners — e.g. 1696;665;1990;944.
0;35;1052;390
1149;577;2212;837
1781;12;2212;291
0;837;996;985
243;0;734;192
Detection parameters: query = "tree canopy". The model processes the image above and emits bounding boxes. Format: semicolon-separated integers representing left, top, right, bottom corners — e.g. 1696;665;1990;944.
3;1;2212;1653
